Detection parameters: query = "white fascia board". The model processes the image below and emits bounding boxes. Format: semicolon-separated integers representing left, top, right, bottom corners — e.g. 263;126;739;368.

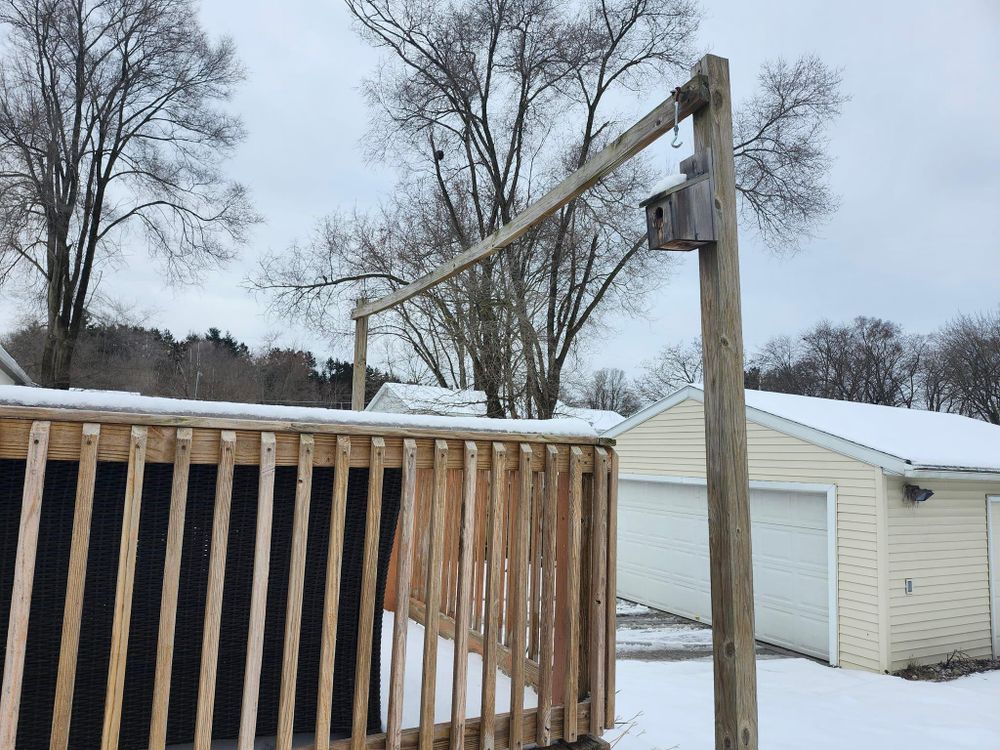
602;384;702;438
903;467;1000;482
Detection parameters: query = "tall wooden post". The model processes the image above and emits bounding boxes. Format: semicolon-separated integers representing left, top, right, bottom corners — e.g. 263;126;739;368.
351;305;368;411
691;54;758;750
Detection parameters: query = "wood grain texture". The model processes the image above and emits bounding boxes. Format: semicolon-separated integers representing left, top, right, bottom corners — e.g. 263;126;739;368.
536;445;559;747
50;424;100;750
479;443;507;750
562;447;584;743
0;420;49;750
148;428;194;750
605;449;619;730
588;448;609;737
387;439;418;750
449;442;479;750
278;434;317;750
101;426;148;750
316;436;352;750
419;440;449;750
238;432;277;750
352;314;369;410
508;446;533;750
528;473;543;662
352;438;386;750
692;53;758;750
194;430;237;750
354;76;709;318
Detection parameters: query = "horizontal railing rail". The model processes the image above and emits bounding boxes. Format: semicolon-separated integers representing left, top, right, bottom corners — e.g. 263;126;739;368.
0;404;615;750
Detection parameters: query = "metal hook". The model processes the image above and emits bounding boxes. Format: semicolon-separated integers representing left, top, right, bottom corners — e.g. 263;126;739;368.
671;90;682;148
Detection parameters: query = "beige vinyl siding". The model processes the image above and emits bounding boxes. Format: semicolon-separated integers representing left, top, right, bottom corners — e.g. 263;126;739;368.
614;398;884;671
885;476;997;670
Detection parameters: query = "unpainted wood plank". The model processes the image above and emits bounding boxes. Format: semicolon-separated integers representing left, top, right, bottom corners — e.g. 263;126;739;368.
692;53;758;750
589;448;609;737
472;470;488;633
352;438;386;750
536;445;559;747
605;449;619;730
277;434;316;750
101;426;148;750
419;440;449;750
316;436;352;750
193;430;237;750
508;445;532;750
562;447;584;743
50;424;100;750
386;439;418;750
148;428;194;750
528;469;543;663
352;315;369;410
238;433;277;750
0;420;50;750
479;443;506;750
353;75;709;318
449;442;479;750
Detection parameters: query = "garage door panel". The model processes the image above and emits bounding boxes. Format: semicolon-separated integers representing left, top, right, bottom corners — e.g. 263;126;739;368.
618;478;830;659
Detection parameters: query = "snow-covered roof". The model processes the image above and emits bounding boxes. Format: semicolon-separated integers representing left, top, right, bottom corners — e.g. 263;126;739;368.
366;382;489;417
0;385;597;439
0;345;32;385
606;384;1000;475
555;404;626;432
366;382;625;431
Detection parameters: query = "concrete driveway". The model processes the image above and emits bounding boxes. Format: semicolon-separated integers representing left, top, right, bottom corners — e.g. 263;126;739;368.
615;599;795;661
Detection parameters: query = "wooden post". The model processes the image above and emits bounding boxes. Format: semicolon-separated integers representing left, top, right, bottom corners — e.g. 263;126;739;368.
352;304;369;411
691;53;758;750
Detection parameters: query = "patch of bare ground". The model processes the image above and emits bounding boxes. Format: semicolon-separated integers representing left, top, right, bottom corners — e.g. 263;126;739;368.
895;650;1000;682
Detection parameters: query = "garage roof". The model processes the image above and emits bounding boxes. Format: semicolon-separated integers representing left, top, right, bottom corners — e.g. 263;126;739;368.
366;382;625;431
605;385;1000;475
0;345;32;385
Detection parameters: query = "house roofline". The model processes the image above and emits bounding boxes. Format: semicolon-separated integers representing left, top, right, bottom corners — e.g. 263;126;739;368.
604;384;913;474
0;346;32;386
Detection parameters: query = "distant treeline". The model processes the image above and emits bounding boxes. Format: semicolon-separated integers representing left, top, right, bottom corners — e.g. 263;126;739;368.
2;322;397;408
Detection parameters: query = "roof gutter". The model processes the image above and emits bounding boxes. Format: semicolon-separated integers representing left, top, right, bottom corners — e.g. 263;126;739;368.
902;466;1000;482
0;347;32;386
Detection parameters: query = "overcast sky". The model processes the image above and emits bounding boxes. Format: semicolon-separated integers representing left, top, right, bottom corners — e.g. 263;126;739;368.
2;0;998;377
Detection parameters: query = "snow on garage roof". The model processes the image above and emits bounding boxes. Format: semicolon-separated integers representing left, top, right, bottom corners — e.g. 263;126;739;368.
606;384;1000;474
366;382;625;431
0;385;597;439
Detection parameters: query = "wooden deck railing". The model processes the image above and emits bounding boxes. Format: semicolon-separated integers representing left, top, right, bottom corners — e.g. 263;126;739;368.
0;400;616;750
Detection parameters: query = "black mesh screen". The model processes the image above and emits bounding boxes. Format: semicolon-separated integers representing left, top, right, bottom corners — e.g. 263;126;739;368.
0;455;401;749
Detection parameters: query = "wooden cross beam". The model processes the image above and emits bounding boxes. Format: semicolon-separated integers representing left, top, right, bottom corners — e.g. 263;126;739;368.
351;75;710;321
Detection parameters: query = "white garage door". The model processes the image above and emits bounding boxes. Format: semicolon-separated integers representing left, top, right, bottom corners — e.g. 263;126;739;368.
617;477;832;660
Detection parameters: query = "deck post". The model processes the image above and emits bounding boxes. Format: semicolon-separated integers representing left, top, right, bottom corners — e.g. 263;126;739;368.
691;53;759;750
351;300;369;411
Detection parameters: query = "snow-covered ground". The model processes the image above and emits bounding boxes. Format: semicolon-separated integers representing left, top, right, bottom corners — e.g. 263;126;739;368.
609;638;1000;750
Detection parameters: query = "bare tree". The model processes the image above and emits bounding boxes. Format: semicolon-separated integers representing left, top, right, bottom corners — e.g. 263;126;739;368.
734;55;847;250
636;338;702;402
0;0;257;388
933;310;1000;424
567;367;640;415
751;317;924;407
254;0;844;418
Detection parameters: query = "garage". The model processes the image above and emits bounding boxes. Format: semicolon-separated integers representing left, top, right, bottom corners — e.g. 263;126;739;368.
606;384;1000;672
617;476;834;660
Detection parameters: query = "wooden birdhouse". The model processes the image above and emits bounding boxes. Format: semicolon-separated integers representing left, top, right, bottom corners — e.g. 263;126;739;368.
640;148;716;251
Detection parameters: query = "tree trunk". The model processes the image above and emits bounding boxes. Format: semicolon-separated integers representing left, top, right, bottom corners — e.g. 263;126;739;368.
40;323;74;389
